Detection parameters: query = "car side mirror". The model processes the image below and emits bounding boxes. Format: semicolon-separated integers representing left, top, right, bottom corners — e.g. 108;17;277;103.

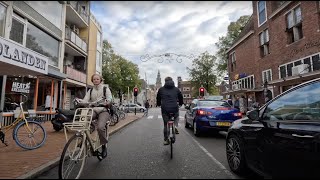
247;109;260;121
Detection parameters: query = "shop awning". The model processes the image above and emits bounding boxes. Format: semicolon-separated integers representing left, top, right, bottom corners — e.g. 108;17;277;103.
0;36;49;76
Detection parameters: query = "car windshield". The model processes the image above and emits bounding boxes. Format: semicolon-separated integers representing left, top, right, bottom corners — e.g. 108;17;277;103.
198;100;231;108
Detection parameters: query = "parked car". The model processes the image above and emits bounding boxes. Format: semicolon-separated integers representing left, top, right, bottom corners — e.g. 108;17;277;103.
184;99;242;136
226;78;320;178
122;103;146;112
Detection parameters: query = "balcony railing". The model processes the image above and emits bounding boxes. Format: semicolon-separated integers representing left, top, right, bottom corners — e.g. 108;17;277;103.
64;65;87;84
65;26;87;53
67;1;89;24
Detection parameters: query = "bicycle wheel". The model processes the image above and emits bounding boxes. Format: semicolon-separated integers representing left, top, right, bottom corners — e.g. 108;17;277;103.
59;134;87;179
119;112;126;120
13;121;47;150
169;124;174;159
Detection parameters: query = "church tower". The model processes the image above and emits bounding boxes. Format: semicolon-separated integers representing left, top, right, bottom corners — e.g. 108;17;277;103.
155;70;162;90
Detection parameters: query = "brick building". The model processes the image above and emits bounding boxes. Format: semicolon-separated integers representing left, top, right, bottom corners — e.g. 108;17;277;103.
223;1;320;106
177;76;194;104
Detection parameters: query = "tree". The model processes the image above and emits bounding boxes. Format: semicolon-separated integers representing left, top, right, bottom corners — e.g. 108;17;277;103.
187;51;219;97
215;15;250;75
101;40;141;104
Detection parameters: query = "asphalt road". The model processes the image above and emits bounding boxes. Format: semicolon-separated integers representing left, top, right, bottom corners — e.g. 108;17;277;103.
36;108;258;179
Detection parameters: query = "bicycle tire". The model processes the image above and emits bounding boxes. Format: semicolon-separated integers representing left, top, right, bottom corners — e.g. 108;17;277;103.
13;121;47;150
59;134;87;179
119;112;126;119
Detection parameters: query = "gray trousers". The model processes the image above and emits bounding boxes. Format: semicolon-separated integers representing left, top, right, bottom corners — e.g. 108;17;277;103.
162;112;179;140
92;110;109;145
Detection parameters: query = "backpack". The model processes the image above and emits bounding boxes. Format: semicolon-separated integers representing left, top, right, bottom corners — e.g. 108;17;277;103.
89;86;107;101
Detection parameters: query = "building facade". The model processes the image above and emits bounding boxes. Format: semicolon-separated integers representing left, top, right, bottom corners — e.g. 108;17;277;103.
177;76;194;104
0;1;103;125
224;1;320;106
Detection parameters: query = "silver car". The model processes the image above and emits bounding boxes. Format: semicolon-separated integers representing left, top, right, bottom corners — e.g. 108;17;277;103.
122;103;146;112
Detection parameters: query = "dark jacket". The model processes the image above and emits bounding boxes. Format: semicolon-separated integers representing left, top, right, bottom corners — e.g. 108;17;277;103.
156;80;183;114
145;101;150;108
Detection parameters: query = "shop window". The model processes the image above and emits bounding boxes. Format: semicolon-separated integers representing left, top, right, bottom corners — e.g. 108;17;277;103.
286;6;303;44
312;54;320;71
0;3;6;38
258;1;267;26
259;29;269;57
4;76;36;112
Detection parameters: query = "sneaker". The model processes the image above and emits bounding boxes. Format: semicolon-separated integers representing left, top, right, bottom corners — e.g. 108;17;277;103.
163;139;170;145
175;128;179;134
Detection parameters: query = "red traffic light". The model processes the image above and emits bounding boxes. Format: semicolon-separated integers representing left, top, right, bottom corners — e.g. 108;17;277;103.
200;88;204;92
199;87;205;97
133;87;138;97
134;88;138;92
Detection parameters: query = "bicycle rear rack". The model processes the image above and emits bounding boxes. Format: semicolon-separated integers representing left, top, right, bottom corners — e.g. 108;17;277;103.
63;108;94;143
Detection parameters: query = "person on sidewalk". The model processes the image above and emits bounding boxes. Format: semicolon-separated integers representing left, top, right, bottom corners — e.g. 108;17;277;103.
79;74;112;158
145;100;150;115
156;77;183;145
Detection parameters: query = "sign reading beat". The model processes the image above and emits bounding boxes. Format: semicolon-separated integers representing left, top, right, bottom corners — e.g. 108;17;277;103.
0;36;48;74
11;82;31;93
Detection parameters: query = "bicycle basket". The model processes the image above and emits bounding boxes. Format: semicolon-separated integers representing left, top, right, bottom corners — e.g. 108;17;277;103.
63;108;94;132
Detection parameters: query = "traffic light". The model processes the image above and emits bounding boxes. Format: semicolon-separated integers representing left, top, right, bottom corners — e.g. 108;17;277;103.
199;87;205;97
133;87;138;97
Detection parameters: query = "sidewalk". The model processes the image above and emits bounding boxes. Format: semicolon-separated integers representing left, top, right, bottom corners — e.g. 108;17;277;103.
0;113;143;179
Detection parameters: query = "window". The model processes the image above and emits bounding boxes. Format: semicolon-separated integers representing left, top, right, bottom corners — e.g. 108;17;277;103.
96;51;101;73
0;3;6;38
97;31;102;49
262;69;272;83
230;52;236;72
258;1;267;26
262;80;320;121
183;87;190;91
286;6;303;43
10;13;26;45
259;29;269;57
26;22;60;67
25;1;63;29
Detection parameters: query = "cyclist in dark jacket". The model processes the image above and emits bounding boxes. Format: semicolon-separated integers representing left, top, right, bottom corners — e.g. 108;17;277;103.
156;77;183;145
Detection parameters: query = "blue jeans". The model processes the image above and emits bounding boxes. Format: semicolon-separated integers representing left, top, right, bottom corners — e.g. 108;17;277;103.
162;112;179;140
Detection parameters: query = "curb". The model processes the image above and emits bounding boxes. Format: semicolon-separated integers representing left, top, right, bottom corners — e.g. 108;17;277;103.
17;115;142;179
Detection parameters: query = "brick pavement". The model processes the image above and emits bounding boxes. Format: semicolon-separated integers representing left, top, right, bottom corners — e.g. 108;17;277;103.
0;113;143;179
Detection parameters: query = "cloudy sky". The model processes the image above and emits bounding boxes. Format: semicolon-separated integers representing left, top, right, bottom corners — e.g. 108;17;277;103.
91;1;252;86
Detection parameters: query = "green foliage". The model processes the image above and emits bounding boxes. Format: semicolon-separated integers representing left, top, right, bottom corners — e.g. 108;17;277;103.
215;15;250;75
187;51;219;97
101;40;141;98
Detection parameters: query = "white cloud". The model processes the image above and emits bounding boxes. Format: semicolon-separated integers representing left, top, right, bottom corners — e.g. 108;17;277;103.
91;1;252;85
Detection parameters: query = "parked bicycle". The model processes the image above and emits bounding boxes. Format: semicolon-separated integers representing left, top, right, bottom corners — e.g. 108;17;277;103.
0;94;47;150
58;97;110;179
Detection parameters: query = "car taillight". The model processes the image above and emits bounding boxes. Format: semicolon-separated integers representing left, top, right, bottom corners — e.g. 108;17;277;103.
196;110;212;115
233;113;242;117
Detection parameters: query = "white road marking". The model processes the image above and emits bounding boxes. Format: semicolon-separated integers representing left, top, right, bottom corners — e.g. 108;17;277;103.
158;115;162;119
181;128;236;179
147;116;154;119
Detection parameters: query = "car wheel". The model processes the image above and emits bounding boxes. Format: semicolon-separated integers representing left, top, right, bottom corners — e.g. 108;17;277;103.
193;121;200;136
140;108;145;112
226;134;248;175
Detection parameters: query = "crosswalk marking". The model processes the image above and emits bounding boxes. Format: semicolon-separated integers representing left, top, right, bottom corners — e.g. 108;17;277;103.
147;116;153;119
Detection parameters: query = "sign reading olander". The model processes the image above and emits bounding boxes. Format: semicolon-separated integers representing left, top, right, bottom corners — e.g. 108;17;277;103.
0;36;48;74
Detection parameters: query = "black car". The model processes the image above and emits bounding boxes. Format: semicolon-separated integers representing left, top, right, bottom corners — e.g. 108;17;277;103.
226;78;320;178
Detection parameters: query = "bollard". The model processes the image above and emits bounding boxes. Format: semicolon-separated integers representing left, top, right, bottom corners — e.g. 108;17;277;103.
135;107;136;115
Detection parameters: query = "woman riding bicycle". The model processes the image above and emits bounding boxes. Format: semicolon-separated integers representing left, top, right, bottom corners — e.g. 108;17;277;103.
78;74;112;158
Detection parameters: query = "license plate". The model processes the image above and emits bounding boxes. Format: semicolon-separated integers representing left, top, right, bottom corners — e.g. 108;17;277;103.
216;122;231;126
